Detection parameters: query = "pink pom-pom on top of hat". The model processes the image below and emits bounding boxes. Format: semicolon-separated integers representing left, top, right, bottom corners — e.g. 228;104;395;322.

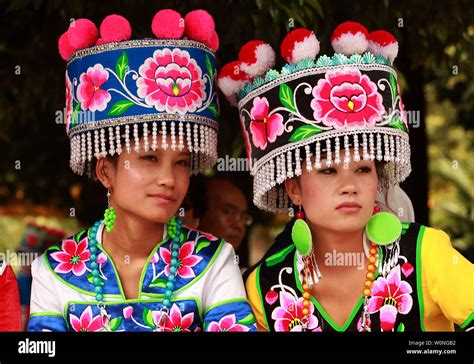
100;14;132;43
217;61;248;105
67;18;99;51
184;10;215;45
280;28;320;65
208;30;220;52
151;9;184;39
331;21;369;56
58;31;75;60
238;40;275;78
368;30;399;62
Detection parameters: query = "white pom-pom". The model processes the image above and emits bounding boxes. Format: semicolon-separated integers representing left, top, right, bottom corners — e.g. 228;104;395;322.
331;21;369;55
368;30;399;62
281;28;320;65
239;40;275;78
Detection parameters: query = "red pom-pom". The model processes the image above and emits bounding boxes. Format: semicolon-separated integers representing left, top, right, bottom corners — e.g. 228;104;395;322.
331;21;369;55
208;30;219;51
218;61;248;106
95;38;106;46
368;30;398;62
58;31;75;60
184;10;215;44
238;40;275;78
281;28;320;65
152;9;184;39
68;18;99;51
100;14;132;42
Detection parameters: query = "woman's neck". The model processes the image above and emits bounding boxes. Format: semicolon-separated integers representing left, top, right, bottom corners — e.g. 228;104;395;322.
102;211;165;258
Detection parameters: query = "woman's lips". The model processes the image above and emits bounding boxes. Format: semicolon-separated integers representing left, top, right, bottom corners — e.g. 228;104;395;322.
336;202;362;213
148;194;176;205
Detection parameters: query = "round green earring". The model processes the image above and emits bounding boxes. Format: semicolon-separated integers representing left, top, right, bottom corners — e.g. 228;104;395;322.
104;189;116;232
365;211;402;246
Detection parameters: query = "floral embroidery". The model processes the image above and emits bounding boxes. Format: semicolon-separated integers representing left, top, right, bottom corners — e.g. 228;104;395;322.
77;64;111;112
249;96;284;150
65;72;73;130
161;304;194;332
51;238;90;276
137;48;205;114
207;314;250;332
368;265;413;331
271;291;320;332
310;67;385;129
159;240;203;279
69;306;102;332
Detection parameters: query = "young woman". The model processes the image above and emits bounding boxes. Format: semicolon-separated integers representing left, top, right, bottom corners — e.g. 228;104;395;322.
218;23;473;332
28;9;256;332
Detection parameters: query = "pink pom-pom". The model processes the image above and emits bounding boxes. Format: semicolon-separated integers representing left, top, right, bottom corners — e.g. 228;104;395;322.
238;40;275;78
152;9;184;39
281;28;320;65
218;61;248;106
368;30;399;62
95;38;106;46
208;30;219;51
100;14;132;42
184;10;215;44
68;18;99;51
331;21;369;55
58;31;75;60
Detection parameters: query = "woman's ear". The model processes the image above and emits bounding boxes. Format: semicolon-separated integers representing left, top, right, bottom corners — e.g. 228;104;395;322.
285;177;302;206
96;158;112;189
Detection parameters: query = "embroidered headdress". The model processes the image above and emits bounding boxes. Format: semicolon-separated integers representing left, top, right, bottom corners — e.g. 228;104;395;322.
59;9;219;176
218;22;411;213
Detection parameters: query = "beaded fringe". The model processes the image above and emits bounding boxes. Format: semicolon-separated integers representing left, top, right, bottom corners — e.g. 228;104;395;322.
69;121;218;177
253;130;411;213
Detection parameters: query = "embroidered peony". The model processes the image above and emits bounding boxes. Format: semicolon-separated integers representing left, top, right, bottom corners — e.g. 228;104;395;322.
271;291;320;332
51;238;90;276
249;96;284;150
159;240;203;279
311;67;385;129
65;72;73;130
137;48;206;114
77;63;111;112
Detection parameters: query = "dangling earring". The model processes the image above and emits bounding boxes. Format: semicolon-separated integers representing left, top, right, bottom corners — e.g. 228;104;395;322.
291;205;321;287
372;203;381;215
104;189;116;232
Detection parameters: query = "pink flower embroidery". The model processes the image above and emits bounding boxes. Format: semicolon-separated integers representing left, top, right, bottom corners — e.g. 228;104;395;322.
51;238;90;276
207;314;250;332
249;97;284;150
65;72;73;130
159;240;203;279
311;67;385;129
70;306;102;332
271;291;320;332
158;304;194;332
137;48;205;114
123;306;134;319
240;116;253;168
77;64;111;112
398;85;408;130
368;265;413;331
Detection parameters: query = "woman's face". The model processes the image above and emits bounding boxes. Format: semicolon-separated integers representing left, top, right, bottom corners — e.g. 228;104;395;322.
100;138;191;224
286;149;378;234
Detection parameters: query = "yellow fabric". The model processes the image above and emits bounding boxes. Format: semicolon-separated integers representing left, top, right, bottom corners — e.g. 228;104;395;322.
245;268;269;331
420;227;474;331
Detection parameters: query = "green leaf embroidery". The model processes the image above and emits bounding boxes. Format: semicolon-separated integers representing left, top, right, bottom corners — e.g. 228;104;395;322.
237;313;256;326
265;244;295;267
86;273;104;285
397;322;405;332
205;55;214;80
388;118;406;131
289;125;323;142
116;51;129;82
71;102;81;127
48;245;61;251
179;231;186;244
110;317;122;331
279;84;297;112
208;103;219;118
142;308;155;328
149;277;167;288
389;73;398;102
74;229;84;243
107;100;135;117
196;239;211;254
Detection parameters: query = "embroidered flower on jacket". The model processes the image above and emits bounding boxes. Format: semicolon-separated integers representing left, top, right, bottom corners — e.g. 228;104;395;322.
271;291;321;332
311;67;385;129
51;238;90;276
77;64;111;112
69;306;102;332
152;304;194;332
159;240;203;279
207;314;251;332
249;96;284;150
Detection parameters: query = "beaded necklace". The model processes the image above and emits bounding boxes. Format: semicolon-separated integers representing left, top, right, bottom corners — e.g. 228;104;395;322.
88;216;183;331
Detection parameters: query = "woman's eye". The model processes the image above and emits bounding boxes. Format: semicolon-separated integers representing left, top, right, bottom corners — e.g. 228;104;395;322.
357;166;372;173
140;155;157;162
318;168;336;174
176;159;190;167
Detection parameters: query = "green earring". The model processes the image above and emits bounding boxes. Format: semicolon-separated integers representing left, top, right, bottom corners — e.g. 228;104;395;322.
365;212;402;246
104;189;116;232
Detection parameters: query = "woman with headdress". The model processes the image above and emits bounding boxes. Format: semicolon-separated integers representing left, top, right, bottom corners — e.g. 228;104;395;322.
28;9;256;332
218;23;473;332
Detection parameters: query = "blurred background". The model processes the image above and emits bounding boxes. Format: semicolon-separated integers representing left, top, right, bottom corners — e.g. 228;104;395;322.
0;0;473;268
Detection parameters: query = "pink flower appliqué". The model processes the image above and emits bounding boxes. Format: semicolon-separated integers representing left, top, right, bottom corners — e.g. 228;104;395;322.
157;304;194;332
271;291;320;332
368;265;413;331
207;314;250;332
51;238;90;276
311;67;385;129
249;96;284;150
65;72;73;130
77;63;111;112
70;306;102;332
159;240;203;279
137;48;205;114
